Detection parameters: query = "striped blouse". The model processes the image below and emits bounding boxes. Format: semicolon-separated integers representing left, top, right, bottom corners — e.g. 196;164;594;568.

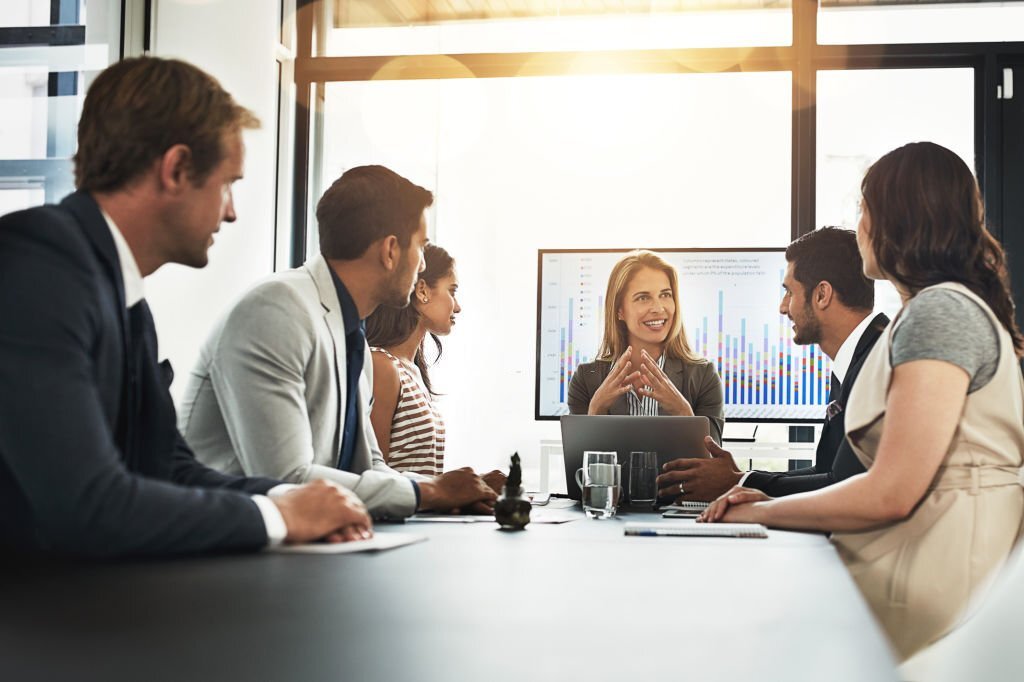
627;353;667;416
370;347;445;476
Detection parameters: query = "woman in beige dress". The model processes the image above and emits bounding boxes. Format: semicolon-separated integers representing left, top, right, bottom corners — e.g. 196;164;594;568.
701;141;1024;660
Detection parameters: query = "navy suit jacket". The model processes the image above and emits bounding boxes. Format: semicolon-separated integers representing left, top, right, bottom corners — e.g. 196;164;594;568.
0;191;280;557
743;313;889;497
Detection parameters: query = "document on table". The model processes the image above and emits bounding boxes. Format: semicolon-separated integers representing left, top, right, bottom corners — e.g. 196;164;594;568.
268;532;427;554
406;510;580;524
624;521;768;539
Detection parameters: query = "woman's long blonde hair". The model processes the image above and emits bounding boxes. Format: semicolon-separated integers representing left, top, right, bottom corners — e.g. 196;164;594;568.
596;250;700;364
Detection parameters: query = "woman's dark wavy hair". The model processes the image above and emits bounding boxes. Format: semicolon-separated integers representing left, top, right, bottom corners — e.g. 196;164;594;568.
365;244;455;395
861;141;1023;356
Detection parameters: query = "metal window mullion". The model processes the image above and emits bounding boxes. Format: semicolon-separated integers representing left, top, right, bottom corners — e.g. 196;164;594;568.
982;53;1002;238
792;0;816;240
291;0;317;268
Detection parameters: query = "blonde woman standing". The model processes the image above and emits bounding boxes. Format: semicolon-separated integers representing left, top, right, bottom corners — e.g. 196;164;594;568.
567;250;724;444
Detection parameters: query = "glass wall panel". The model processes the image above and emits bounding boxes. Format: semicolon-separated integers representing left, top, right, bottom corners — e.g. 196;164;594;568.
0;0;52;28
0;1;117;209
816;67;975;315
318;70;792;465
327;0;792;56
819;1;1024;45
816;67;974;229
0;67;50;159
0;187;44;215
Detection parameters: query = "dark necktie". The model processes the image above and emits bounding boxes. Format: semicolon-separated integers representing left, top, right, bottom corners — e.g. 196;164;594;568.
825;372;843;421
127;302;149;403
337;322;366;471
121;302;150;470
124;300;177;477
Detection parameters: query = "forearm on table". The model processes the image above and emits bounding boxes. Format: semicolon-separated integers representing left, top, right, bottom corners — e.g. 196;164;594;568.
759;361;968;531
758;469;918;532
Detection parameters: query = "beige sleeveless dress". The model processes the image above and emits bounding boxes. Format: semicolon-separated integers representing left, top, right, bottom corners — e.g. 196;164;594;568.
833;282;1024;660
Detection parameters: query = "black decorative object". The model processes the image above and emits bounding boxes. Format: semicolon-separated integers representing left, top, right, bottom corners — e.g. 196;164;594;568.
494;452;531;530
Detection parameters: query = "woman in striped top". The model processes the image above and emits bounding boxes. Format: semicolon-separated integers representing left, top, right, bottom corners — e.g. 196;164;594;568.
365;244;458;476
567;250;724;443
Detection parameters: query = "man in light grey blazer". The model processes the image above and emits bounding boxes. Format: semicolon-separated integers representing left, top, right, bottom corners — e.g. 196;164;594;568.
180;166;497;519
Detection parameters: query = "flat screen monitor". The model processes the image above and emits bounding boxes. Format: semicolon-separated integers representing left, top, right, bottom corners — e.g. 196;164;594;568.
535;248;833;423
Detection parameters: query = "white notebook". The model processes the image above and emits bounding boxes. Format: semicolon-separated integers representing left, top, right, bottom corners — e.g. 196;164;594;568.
624;521;768;539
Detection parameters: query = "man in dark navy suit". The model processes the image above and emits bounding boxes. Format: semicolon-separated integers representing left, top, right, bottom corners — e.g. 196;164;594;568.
656;227;889;501
0;56;371;557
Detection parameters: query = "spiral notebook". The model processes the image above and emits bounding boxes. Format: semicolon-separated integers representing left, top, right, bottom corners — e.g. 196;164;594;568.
624;521;768;539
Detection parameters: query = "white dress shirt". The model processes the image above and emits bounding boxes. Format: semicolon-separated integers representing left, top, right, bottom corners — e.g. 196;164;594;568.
829;312;876;386
736;313;875;488
101;210;289;546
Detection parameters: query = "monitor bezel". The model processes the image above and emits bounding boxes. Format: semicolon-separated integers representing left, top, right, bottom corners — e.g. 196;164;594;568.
534;246;822;423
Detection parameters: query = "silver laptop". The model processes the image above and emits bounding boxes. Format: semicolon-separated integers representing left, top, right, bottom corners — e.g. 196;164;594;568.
560;415;711;501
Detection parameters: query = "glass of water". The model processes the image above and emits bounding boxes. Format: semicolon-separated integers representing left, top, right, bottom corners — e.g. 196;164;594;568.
575;451;621;519
628;451;658;508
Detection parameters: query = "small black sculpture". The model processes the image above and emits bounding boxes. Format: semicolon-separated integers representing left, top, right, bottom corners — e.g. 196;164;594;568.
494;452;531;530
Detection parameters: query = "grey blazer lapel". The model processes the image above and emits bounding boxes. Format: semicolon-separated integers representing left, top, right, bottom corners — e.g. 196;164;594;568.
659;356;687;416
307;255;347;458
663;355;686;386
609;393;631;415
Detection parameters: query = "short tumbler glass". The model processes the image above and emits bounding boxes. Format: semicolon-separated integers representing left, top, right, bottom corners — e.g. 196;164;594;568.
628;451;658;508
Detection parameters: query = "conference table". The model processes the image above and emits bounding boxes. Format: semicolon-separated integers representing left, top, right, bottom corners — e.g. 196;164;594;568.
0;504;899;681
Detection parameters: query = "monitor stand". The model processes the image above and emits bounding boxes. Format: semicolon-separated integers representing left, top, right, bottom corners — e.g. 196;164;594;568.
788;425;815;470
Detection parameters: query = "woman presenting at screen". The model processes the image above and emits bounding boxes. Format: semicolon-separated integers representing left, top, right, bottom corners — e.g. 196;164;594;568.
567;249;724;444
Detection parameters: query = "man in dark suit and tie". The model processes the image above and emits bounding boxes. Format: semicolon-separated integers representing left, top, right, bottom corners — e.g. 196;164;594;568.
656;227;889;501
0;56;371;557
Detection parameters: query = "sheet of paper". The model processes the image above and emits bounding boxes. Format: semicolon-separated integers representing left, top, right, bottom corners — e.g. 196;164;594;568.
267;532;427;554
405;514;494;523
405;511;580;524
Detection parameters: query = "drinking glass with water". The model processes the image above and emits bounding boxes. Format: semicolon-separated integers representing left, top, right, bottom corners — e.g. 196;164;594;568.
576;451;621;519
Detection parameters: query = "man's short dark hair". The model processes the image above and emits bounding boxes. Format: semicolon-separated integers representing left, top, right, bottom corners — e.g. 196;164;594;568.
316;166;434;260
785;227;874;311
74;57;259;193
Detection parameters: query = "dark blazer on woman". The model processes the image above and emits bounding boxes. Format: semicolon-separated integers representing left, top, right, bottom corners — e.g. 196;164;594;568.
567;356;725;443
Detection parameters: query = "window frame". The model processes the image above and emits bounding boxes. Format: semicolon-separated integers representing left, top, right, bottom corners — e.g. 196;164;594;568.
288;0;1024;265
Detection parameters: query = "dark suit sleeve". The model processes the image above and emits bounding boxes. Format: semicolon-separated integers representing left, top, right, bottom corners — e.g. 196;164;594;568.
743;438;865;497
170;432;279;494
0;212;268;557
691;362;724;444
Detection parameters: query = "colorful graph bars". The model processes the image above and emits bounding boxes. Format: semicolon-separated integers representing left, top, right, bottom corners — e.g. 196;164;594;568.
539;250;834;421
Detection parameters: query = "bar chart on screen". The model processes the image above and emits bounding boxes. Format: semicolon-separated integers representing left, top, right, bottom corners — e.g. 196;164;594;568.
536;249;833;421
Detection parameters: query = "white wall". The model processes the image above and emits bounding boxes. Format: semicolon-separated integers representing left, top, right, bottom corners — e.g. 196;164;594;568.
147;0;282;402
